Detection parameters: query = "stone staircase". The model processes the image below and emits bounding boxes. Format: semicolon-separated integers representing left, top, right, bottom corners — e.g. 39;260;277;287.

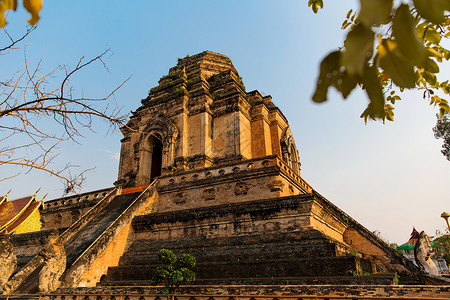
6;183;158;294
99;220;379;287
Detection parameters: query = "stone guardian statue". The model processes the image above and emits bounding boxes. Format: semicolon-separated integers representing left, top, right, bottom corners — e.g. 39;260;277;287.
414;231;439;276
38;231;66;293
0;234;17;293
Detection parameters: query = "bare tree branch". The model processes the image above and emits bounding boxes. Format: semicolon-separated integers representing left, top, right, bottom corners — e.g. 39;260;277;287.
0;26;36;53
0;28;132;194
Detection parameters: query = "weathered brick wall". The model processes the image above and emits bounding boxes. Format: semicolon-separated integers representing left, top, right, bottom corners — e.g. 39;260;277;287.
155;156;312;213
41;188;114;230
10;228;67;269
101;195;407;285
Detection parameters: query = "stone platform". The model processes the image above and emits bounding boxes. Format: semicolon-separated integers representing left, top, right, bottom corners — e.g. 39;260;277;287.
99;193;419;287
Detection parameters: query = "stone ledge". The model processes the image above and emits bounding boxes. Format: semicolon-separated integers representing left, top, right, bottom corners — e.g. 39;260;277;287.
43;188;114;211
132;194;313;229
57;284;450;297
10;227;68;246
99;275;396;287
159;155;310;193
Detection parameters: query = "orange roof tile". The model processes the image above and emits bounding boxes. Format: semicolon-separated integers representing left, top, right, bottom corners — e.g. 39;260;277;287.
122;185;149;195
400;227;420;246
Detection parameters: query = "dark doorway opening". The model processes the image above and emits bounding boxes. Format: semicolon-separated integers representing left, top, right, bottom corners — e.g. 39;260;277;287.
150;138;163;181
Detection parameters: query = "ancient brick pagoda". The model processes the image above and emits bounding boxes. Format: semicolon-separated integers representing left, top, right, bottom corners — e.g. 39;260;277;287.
2;51;428;296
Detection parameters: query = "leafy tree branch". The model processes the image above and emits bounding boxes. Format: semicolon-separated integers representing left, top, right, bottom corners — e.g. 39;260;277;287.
309;0;450;123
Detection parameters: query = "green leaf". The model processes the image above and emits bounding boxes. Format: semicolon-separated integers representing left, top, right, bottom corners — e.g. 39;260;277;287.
387;94;401;104
337;71;358;98
158;249;177;264
346;9;353;19
417;21;427;39
423;57;440;73
361;65;386;118
0;0;18;28
359;0;393;27
439;102;450;110
312;51;341;103
427;47;444;60
431;95;441;105
168;270;183;283
342;20;348;30
385;104;395;121
424;27;442;44
312;51;358;102
342;23;374;76
180;268;196;282
444;49;450;60
308;0;323;14
414;0;450;24
392;4;427;66
178;253;196;268
441;48;450;60
22;0;42;25
378;39;416;88
422;70;438;85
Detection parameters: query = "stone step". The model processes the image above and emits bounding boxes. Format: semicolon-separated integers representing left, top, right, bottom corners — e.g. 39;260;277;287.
98;274;395;287
64;192;141;267
105;256;371;282
127;231;337;254
13;191;143;294
118;242;339;266
118;230;345;268
185;274;396;285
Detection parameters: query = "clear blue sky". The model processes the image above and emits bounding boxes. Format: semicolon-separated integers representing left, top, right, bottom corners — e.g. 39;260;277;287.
1;1;449;244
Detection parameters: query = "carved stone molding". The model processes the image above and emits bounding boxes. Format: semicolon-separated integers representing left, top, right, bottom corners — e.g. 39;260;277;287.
280;127;301;175
234;181;250;196
135;115;179;184
142;115;179;147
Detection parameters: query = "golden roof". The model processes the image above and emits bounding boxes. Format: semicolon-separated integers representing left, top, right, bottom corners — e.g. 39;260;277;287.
0;194;44;234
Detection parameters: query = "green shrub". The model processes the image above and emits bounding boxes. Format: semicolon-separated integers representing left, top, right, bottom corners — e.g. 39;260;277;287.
151;249;196;294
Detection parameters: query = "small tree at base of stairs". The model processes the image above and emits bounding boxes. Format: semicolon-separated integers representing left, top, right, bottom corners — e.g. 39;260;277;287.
151;249;196;294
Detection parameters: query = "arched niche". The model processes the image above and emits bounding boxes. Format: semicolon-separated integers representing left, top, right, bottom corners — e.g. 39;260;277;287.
136;116;178;185
280;127;301;175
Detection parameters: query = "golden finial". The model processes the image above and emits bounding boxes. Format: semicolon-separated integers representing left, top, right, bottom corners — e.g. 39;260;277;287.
441;212;450;231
